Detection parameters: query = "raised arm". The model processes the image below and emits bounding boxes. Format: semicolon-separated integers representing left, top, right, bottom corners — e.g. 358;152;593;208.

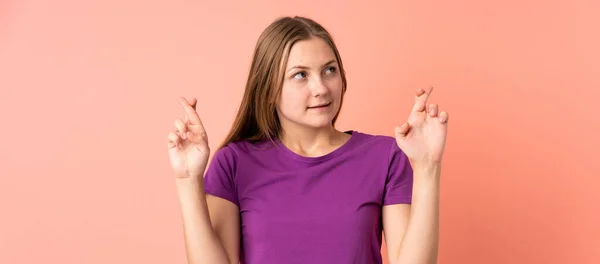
168;97;240;264
385;87;449;264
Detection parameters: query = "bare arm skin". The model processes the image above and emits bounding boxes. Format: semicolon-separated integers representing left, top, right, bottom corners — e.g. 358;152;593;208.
168;97;241;264
176;177;240;264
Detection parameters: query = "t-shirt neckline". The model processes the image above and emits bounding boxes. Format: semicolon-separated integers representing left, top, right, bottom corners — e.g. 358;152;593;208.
273;130;361;163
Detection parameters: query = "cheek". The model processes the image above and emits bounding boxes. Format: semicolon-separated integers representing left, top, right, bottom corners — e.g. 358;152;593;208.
278;88;305;114
327;77;344;98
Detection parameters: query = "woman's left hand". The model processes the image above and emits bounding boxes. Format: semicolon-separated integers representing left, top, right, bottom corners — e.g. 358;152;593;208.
394;87;449;167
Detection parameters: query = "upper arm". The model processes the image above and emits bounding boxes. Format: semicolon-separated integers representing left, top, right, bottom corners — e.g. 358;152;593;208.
206;194;240;264
203;146;241;264
382;204;411;263
381;140;414;263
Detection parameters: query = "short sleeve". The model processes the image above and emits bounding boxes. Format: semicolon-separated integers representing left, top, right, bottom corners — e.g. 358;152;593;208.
203;145;239;207
383;141;414;205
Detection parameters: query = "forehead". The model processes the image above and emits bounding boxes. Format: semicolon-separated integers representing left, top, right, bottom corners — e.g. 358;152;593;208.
285;37;336;68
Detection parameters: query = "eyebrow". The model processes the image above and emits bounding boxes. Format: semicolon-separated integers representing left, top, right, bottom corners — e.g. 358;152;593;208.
287;59;337;72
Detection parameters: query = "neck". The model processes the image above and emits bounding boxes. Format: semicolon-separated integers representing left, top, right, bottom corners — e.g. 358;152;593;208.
278;124;347;157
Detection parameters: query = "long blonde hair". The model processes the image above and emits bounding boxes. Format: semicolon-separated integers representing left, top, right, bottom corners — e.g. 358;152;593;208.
218;16;348;150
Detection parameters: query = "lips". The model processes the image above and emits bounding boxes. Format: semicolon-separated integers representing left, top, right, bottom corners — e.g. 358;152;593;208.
308;102;331;109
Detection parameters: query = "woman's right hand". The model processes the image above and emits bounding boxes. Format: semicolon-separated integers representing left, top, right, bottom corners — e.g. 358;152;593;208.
168;97;210;179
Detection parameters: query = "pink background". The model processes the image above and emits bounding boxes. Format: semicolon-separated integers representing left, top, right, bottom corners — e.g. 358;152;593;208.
1;0;598;263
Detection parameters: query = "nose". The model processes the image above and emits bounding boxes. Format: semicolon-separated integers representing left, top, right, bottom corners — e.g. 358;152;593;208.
309;76;329;97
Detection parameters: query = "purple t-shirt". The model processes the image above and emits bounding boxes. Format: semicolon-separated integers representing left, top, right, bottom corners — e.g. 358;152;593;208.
204;130;413;264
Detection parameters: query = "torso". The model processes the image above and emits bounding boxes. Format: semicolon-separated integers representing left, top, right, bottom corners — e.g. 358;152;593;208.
203;130;413;264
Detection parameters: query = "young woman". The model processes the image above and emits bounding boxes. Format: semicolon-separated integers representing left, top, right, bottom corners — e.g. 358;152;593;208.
167;16;449;264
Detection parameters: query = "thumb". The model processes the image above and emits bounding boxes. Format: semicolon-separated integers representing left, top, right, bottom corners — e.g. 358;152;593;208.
187;131;209;152
394;123;410;141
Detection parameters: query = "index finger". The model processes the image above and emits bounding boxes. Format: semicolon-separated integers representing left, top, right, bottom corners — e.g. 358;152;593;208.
189;97;197;110
411;86;433;112
184;97;197;123
178;97;203;126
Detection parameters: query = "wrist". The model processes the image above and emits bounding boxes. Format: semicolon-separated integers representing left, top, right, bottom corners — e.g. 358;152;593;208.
175;177;204;191
410;161;442;184
410;160;442;172
175;178;208;205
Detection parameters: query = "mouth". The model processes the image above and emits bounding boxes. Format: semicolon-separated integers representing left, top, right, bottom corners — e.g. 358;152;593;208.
307;102;331;109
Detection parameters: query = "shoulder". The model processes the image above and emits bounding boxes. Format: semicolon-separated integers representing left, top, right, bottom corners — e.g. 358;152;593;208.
205;140;263;181
347;130;409;170
212;138;276;162
352;130;395;144
350;130;402;156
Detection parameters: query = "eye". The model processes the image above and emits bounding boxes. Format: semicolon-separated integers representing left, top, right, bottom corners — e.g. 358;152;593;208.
324;66;337;75
293;71;307;80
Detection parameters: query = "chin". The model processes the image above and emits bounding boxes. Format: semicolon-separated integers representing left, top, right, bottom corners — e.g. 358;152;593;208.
305;116;336;128
280;108;339;129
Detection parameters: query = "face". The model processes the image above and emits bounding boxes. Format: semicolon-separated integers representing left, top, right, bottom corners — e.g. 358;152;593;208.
276;37;344;130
